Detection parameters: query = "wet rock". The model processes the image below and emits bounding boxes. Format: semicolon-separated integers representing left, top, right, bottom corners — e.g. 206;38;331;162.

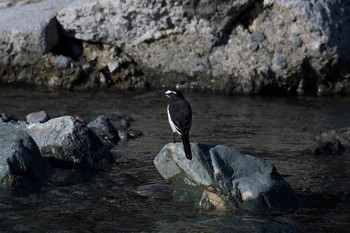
128;129;144;139
0;112;17;123
117;129;131;142
26;115;112;168
26;110;50;124
0;113;27;130
315;127;350;155
0;125;52;189
87;115;119;147
154;143;298;211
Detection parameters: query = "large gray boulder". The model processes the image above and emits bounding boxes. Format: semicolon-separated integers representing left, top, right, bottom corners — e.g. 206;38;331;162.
154;143;298;211
0;125;52;189
0;0;73;67
55;0;350;95
56;0;252;46
0;0;86;88
26;116;112;168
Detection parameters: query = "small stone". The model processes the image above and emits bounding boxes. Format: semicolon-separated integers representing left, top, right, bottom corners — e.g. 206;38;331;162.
107;61;119;73
26;111;50;124
128;130;143;139
87;115;119;147
249;43;259;52
241;76;253;93
250;32;266;42
99;72;106;84
276;56;288;69
56;56;72;69
289;34;303;47
223;79;235;92
81;63;91;73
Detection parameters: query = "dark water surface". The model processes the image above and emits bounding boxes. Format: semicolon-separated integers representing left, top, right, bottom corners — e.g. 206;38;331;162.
1;85;350;232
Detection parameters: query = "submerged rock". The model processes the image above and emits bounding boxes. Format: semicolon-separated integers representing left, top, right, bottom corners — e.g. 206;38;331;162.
26;115;112;168
154;143;298;211
0;125;52;189
315;127;350;155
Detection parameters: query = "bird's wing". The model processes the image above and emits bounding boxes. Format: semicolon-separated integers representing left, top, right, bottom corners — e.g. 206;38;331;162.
169;100;192;135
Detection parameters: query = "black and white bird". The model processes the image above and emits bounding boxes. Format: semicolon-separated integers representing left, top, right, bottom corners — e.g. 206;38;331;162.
165;89;193;160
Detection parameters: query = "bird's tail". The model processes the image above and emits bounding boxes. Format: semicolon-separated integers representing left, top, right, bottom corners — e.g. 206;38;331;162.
181;133;192;160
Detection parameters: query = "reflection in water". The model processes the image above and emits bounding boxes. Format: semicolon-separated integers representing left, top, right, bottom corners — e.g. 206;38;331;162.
0;85;350;232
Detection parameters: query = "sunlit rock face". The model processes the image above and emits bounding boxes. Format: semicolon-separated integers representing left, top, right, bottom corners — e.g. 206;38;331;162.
154;143;298;211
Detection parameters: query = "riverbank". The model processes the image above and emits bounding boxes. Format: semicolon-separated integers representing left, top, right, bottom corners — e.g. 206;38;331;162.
1;0;350;95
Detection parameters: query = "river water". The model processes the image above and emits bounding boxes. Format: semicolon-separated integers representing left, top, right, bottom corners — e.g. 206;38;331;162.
0;85;350;232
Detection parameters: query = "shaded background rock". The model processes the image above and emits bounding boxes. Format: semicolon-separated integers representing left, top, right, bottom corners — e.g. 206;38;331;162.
0;125;52;189
0;0;74;85
26;115;112;168
154;143;298;211
87;115;120;147
87;114;143;146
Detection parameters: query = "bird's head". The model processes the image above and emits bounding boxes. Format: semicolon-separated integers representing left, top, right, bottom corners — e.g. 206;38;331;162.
165;89;184;100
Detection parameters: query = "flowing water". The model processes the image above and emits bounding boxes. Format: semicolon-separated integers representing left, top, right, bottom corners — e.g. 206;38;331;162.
0;85;350;232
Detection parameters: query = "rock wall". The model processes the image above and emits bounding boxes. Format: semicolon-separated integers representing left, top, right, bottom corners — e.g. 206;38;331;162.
0;0;350;95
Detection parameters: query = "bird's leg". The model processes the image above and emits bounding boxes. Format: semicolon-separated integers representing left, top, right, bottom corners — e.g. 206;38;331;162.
173;133;176;143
